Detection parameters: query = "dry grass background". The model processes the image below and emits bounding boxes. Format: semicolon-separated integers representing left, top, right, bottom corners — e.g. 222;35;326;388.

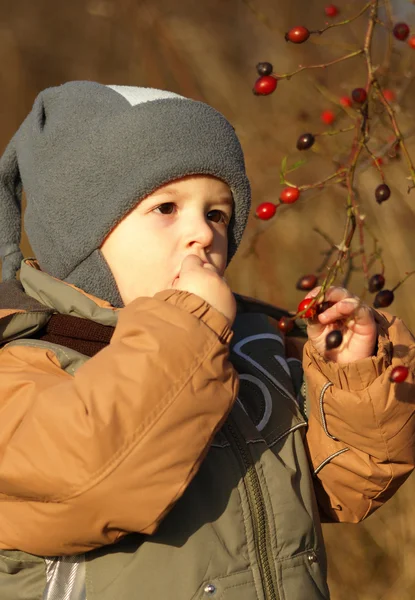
0;1;414;598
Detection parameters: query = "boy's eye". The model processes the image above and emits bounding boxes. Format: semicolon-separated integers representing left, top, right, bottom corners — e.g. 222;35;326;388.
153;204;229;224
154;202;176;215
207;209;229;224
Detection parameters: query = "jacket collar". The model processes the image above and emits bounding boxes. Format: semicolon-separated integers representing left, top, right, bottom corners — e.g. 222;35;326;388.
20;259;119;327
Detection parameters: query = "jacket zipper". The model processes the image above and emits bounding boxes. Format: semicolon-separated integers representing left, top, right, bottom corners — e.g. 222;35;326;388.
225;415;279;600
301;379;308;420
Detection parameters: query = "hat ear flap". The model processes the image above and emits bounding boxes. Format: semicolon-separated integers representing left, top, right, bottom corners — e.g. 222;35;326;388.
0;137;23;281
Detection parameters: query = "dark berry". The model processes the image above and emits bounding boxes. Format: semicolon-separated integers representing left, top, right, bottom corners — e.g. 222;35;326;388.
285;26;310;44
296;274;318;291
253;76;278;96
352;87;367;104
296;133;315;151
389;365;409;383
256;62;273;76
368;273;385;293
316;301;335;315
297;298;316;319
255;202;277;220
375;183;391;204
325;4;339;17
277;316;294;333
373;289;394;308
325;329;343;350
393;22;410;42
280;187;300;204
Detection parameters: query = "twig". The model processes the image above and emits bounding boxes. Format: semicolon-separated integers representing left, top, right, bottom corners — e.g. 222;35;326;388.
273;50;364;81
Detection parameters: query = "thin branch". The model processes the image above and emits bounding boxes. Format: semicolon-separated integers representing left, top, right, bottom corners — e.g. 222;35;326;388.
313;2;373;35
273;50;364;81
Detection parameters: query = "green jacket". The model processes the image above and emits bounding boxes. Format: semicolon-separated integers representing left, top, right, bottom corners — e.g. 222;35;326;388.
1;260;414;600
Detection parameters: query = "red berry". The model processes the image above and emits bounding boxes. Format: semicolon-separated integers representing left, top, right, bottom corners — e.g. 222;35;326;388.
352;87;367;104
368;273;385;293
383;89;396;102
409;34;415;49
375;183;391;204
340;96;352;108
280;186;300;204
389;365;409;383
393;22;410;42
255;202;277;220
253;76;278;96
296;133;315;151
285;26;310;44
256;62;273;76
277;316;294;333
373;289;394;308
297;298;316;319
296;274;318;291
321;110;336;125
325;4;339;17
325;329;343;350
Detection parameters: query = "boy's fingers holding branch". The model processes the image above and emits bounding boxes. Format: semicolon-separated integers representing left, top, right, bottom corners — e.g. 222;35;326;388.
305;286;378;362
306;286;375;331
172;254;236;326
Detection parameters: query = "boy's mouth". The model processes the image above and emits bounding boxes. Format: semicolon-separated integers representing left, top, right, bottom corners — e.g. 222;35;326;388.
171;257;212;286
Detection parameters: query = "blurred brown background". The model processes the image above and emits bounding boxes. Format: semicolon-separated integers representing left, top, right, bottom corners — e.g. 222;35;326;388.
1;0;414;598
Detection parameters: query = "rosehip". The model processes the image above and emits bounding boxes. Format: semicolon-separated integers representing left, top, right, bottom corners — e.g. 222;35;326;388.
255;202;277;220
297;298;316;319
393;22;410;42
296;274;318;291
321;110;336;125
325;329;343;350
375;183;391;204
340;96;352;108
368;273;385;293
296;133;315;151
256;62;273;76
409;34;415;49
285;26;310;44
277;316;294;333
352;87;367;104
280;187;300;204
325;4;339;17
253;76;278;96
389;365;409;383
373;289;394;308
383;89;396;102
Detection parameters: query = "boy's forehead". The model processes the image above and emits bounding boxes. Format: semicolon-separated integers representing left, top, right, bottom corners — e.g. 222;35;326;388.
150;176;233;200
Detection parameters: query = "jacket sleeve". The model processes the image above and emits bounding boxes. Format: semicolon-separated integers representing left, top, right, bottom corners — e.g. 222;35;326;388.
304;310;415;523
0;290;238;556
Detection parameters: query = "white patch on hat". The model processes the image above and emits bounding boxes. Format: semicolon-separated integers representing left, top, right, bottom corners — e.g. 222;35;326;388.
107;85;185;106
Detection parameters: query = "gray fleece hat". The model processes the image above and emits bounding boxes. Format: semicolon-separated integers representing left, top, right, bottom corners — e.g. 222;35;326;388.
0;81;251;306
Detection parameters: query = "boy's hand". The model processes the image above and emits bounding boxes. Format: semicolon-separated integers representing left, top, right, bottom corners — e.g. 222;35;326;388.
172;255;236;326
305;286;378;365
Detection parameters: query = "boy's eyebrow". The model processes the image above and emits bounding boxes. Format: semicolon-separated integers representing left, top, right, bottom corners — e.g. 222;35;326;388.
151;188;234;204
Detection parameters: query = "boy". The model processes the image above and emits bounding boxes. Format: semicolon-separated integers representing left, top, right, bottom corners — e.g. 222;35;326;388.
0;81;414;600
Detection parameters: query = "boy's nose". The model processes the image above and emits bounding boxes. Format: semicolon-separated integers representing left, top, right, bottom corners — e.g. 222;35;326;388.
185;217;214;249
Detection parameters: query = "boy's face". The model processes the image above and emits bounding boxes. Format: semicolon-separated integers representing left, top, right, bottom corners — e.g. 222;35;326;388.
101;175;233;305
